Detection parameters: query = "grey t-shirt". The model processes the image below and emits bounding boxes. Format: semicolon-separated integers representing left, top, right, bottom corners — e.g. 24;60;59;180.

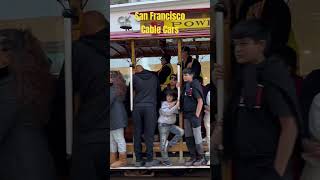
309;93;320;142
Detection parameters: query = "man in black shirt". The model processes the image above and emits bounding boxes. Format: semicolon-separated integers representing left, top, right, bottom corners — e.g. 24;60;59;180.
68;11;107;180
157;54;173;90
182;46;202;81
214;19;301;180
132;65;160;167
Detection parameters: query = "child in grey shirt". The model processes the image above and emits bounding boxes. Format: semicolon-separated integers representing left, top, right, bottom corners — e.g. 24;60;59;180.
158;90;184;166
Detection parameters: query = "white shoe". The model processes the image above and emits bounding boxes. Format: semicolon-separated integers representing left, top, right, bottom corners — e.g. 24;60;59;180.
202;137;207;143
207;160;210;165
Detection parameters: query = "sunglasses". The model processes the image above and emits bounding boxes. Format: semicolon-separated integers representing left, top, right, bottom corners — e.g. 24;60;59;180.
170;77;177;80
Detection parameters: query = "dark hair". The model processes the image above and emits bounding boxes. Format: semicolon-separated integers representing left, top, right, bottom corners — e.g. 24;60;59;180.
166;89;177;101
232;19;270;41
161;54;171;64
170;74;177;79
110;71;127;97
183;68;194;76
276;45;297;71
232;19;272;56
182;46;191;55
0;29;53;124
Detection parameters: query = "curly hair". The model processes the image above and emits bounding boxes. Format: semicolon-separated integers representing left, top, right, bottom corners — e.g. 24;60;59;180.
0;29;53;124
110;70;126;98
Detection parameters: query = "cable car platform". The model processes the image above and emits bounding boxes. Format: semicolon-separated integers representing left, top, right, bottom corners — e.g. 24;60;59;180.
110;157;210;170
110;165;210;170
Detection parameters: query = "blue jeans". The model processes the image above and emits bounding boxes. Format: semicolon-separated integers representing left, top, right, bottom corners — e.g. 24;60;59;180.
158;123;184;162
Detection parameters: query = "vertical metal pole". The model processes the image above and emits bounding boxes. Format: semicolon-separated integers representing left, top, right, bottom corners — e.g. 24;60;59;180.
216;2;231;180
130;40;135;112
216;5;224;126
130;40;136;162
62;1;73;156
177;39;184;163
130;65;133;112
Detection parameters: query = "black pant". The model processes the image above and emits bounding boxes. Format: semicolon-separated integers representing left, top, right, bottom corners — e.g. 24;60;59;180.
0;126;56;180
70;143;107;180
132;106;157;162
234;160;283;180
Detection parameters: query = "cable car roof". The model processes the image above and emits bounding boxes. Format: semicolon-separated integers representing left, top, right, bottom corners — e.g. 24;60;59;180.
110;30;211;59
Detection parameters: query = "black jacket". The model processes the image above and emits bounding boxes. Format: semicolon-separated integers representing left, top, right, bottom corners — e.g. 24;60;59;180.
158;63;172;85
133;70;160;107
70;28;108;143
223;56;303;159
110;86;128;130
183;56;202;80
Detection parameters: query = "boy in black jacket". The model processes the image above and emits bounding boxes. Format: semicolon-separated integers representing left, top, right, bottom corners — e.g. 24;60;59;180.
214;19;302;180
181;68;206;166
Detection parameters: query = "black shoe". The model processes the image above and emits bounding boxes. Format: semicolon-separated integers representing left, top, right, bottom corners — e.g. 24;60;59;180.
185;158;197;166
145;160;160;167
193;157;207;166
162;160;172;166
134;161;145;167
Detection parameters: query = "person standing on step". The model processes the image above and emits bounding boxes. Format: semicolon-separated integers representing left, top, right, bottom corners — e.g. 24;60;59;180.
158;90;184;166
110;71;128;168
180;68;206;166
132;65;160;167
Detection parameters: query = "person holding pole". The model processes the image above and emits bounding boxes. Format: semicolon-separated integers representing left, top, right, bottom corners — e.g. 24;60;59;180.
66;11;108;180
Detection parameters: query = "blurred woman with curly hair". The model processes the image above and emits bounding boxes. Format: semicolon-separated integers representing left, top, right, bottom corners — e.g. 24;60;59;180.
0;29;55;180
109;70;128;168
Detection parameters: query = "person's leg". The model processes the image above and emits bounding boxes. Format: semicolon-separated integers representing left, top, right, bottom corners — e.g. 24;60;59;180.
190;115;206;166
159;124;170;163
143;106;157;163
132;108;144;162
184;118;197;166
204;114;210;145
111;128;127;168
110;130;117;164
93;143;108;180
168;125;184;147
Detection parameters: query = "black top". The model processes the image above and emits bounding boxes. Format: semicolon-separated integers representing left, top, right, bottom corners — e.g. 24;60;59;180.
183;56;202;81
182;79;204;118
158;64;172;85
69;28;108;143
223;56;302;160
133;70;160;107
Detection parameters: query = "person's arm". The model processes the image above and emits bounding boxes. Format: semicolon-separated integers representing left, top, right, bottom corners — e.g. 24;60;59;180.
274;116;298;176
192;61;201;78
196;97;203;118
265;85;298;176
161;102;179;116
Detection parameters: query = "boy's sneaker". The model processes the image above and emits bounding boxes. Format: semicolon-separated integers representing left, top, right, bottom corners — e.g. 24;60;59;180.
145;160;160;167
203;137;208;143
193;157;207;166
134;161;145;167
185;158;197;166
162;160;172;166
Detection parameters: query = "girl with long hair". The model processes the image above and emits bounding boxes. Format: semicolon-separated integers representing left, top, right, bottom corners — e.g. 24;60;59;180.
110;70;128;168
0;29;55;180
